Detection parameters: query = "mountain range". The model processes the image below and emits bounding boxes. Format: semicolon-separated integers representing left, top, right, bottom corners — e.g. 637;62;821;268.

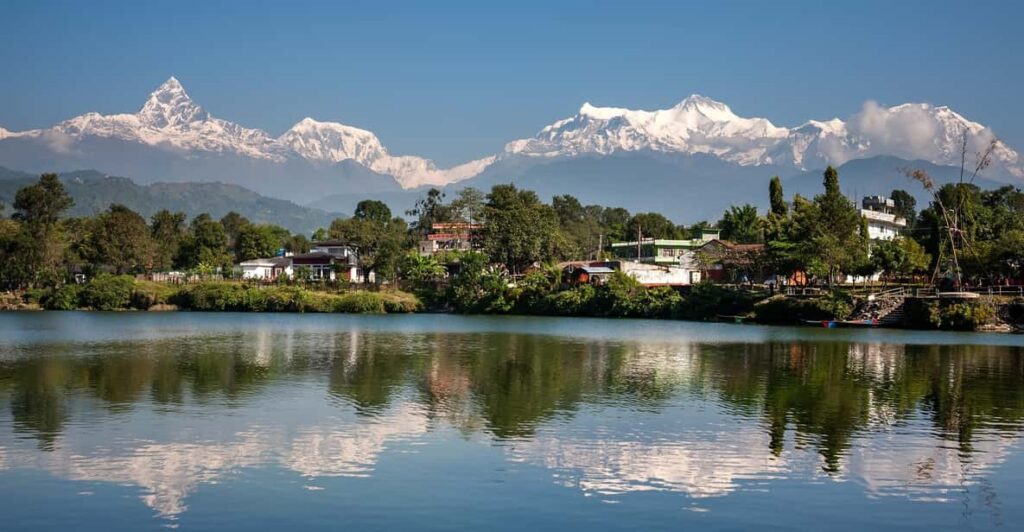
1;77;1020;221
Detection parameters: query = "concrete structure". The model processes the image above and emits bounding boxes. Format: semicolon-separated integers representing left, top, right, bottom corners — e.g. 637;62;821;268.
239;257;292;280
608;230;720;265
418;222;482;256
566;260;697;287
280;240;372;282
860;196;907;241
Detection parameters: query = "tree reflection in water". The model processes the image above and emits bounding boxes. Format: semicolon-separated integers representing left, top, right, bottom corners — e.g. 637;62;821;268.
0;323;1022;520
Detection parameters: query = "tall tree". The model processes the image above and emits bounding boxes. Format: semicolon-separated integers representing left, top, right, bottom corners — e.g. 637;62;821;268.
792;167;863;284
889;189;916;227
407;188;454;235
353;200;392;225
769;176;788;217
235;224;288;261
719;204;764;244
481;184;561;273
150;210;187;271
450;187;486;224
625;212;679;240
219;211;251;252
84;204;156;274
178;214;230;271
10;174;74;286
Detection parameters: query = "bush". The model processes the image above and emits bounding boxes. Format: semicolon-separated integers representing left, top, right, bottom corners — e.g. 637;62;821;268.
939;301;995;331
81;275;136;310
174;282;420;314
23;287;49;305
753;295;836;324
130;281;178;310
542;284;596;316
903;298;996;330
680;283;758;320
45;284;83;310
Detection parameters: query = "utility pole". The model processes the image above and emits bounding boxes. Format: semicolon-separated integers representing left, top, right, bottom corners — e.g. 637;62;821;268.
597;233;603;261
636;225;642;260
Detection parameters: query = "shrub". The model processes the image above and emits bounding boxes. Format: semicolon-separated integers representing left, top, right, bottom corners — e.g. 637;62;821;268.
543;284;596;316
680;283;758;320
130;281;178;310
45;284;83;310
753;295;835;324
81;275;136;310
939;301;995;331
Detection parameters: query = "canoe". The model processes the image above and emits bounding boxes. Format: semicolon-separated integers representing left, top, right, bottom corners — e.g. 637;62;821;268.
803;319;838;328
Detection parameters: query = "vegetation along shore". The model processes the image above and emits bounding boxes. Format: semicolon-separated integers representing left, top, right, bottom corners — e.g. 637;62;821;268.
1;151;1022;331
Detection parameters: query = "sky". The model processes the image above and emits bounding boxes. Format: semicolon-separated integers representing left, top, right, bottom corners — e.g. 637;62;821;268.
1;0;1022;166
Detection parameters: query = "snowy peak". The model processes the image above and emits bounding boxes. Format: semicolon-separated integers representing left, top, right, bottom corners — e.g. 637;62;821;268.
508;94;788;165
277;116;495;188
670;94;738;121
137;76;209;129
506;96;1021;179
10;77;495;186
278;117;387;164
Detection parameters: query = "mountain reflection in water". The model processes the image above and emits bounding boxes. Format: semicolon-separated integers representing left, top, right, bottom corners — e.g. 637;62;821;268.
0;313;1021;529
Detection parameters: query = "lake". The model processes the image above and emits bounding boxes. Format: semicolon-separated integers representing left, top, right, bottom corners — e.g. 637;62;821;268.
0;312;1022;530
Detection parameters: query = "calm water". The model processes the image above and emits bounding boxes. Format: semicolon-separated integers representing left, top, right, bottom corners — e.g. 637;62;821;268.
0;313;1022;531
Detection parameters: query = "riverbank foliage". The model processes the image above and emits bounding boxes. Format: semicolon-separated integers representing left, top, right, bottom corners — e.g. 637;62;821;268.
31;275;419;313
2;167;1022;329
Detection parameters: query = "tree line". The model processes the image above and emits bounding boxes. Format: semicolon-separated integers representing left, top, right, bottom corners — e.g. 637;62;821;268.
2;166;1022;292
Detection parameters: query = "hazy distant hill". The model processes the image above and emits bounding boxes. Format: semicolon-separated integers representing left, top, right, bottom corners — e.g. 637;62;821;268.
0;167;339;235
310;154;1009;224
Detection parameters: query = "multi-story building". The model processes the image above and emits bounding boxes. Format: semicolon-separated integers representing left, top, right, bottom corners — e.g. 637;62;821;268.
860;196;907;241
608;230;720;265
418;222;483;256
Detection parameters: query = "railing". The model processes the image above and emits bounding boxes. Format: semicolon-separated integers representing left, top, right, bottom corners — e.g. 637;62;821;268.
965;285;1024;296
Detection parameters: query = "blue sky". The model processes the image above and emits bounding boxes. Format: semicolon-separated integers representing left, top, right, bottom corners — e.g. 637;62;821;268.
2;0;1022;166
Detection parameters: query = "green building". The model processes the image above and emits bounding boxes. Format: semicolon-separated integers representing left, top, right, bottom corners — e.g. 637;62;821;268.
608;230;720;265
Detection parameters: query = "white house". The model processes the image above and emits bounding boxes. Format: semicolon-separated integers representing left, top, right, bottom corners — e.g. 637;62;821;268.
239;256;292;280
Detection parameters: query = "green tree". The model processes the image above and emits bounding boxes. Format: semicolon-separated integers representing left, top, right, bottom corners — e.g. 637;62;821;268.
890;189;916;230
480;184;561;273
219;211;251;251
9;174;74;287
793;167;864;285
769;176;788;217
869;238;906;284
178;214;231;271
625;212;679;240
407;188;454;235
235;224;287;261
719;204;763;244
83;204;156;274
150;210;187;271
450;187;486;224
353;200;392;225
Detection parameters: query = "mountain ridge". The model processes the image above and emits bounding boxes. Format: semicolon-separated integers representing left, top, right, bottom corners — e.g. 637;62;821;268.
1;77;1020;195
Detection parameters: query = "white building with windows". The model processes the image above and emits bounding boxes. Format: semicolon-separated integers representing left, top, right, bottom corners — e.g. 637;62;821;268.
860;196;907;241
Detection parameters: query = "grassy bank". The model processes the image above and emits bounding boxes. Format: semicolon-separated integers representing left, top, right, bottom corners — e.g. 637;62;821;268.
21;275;421;314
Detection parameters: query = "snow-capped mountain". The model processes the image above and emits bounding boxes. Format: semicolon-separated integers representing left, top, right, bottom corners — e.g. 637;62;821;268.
504;95;1022;179
278;117;495;188
0;76;1021;215
2;77;486;188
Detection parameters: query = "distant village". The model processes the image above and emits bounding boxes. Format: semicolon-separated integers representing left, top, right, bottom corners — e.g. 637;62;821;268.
237;194;909;289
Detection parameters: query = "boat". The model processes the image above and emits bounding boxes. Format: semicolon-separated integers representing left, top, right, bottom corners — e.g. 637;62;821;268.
803;319;838;328
717;315;749;324
836;319;879;328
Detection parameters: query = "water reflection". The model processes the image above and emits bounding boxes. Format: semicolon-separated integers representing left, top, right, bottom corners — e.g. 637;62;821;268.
0;316;1022;524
